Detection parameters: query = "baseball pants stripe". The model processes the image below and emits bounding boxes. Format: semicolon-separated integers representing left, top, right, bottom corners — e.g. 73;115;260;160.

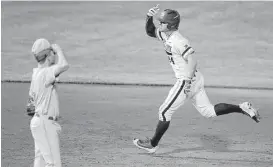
161;80;185;121
159;81;182;115
160;80;182;112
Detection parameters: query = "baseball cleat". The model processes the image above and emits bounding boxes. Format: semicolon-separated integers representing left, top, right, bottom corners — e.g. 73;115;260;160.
239;102;261;123
133;138;159;153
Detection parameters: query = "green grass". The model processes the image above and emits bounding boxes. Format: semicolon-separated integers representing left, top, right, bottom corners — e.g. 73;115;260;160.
2;1;273;88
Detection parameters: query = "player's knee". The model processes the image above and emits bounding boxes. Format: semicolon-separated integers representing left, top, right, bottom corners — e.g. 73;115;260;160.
158;110;173;121
199;106;216;118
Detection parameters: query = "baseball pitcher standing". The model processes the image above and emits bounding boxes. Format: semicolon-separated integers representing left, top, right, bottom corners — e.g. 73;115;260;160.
133;5;261;153
27;38;69;166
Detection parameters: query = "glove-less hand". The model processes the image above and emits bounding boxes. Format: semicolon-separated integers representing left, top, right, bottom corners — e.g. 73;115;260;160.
26;96;35;117
147;4;160;17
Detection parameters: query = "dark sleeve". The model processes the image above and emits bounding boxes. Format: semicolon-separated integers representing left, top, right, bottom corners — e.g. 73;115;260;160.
145;16;156;38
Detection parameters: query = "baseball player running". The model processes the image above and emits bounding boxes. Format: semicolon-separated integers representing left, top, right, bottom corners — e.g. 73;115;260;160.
27;38;69;166
133;5;260;153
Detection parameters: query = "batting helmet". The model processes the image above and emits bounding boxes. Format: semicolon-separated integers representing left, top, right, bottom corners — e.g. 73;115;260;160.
157;9;180;31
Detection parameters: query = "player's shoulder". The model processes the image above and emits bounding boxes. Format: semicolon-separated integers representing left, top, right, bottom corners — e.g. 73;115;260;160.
32;66;55;76
42;65;58;74
171;31;190;44
170;31;191;50
32;67;40;77
47;65;58;71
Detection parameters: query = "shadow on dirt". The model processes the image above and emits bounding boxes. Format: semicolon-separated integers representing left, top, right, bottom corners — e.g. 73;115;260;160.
153;134;231;155
151;134;272;156
199;134;231;152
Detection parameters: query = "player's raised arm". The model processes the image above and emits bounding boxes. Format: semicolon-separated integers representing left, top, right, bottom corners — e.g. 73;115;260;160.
145;5;160;38
51;44;69;77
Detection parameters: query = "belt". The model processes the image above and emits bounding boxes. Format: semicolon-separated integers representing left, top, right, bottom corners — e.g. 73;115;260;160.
35;113;58;121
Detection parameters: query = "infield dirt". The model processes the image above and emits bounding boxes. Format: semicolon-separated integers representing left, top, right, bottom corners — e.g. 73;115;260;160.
2;83;273;167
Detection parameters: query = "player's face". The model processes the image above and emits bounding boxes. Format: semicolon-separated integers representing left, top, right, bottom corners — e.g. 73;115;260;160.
158;21;169;32
47;50;56;65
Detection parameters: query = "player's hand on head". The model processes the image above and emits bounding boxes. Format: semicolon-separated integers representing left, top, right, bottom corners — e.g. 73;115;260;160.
51;44;62;53
147;4;160;17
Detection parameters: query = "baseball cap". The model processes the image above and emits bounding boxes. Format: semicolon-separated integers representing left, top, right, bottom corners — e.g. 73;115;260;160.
31;38;52;62
31;38;51;54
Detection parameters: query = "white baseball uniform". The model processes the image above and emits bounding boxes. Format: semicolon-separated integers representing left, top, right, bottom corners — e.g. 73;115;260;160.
155;29;216;121
29;65;62;167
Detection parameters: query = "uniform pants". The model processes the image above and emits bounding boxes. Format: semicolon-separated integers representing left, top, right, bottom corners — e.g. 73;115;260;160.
159;71;216;121
30;115;62;167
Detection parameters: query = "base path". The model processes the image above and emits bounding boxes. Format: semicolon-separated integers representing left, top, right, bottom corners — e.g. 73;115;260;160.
2;83;273;167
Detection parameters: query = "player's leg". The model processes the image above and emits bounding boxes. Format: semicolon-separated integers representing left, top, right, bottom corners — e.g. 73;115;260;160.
133;79;187;153
192;88;260;122
151;80;187;147
33;141;45;167
45;119;62;167
190;74;260;122
30;116;54;167
187;71;216;118
191;87;216;118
